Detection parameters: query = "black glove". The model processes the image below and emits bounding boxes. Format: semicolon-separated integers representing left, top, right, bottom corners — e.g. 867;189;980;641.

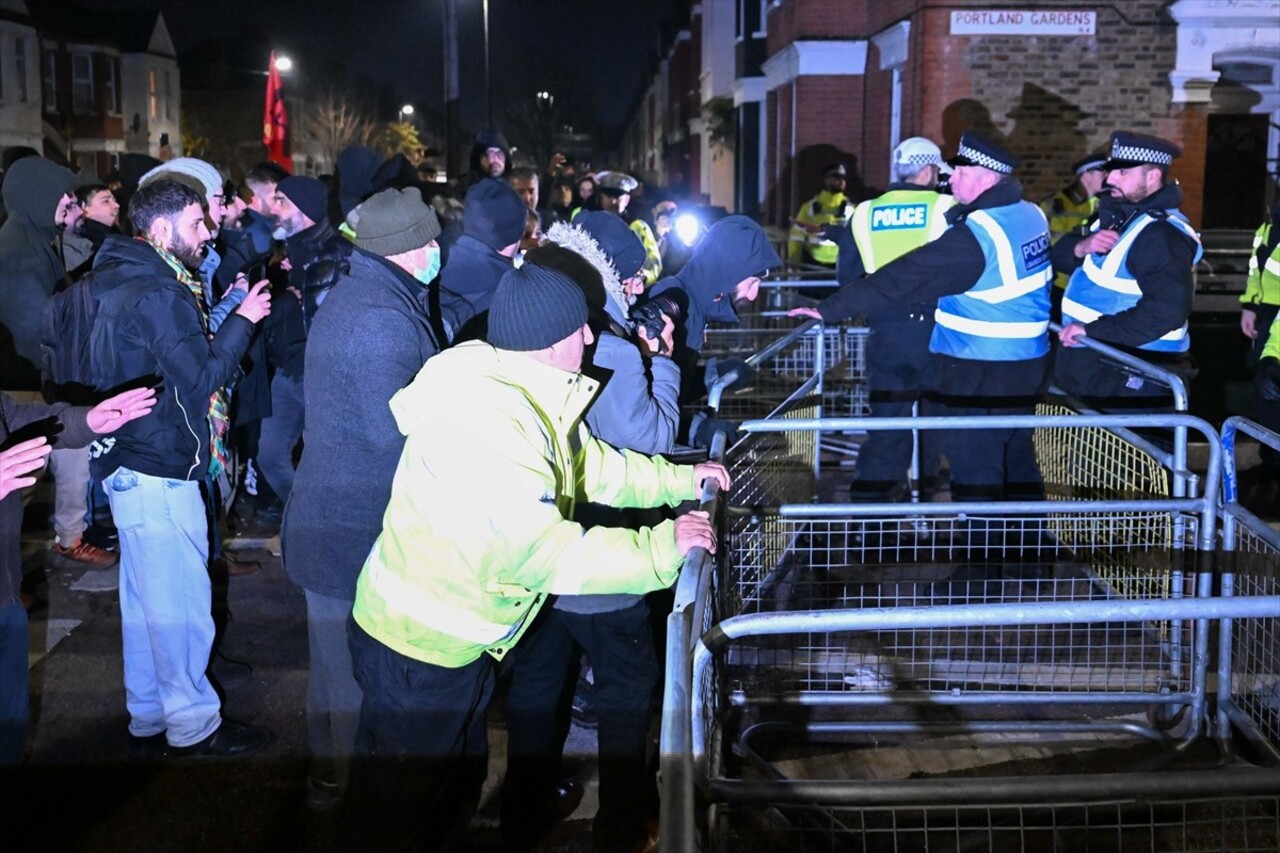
1258;357;1280;402
689;412;741;451
704;357;755;394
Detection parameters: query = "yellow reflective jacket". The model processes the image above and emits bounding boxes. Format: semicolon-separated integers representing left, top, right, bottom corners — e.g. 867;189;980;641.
351;340;696;668
1242;221;1280;308
1041;185;1098;290
789;189;852;265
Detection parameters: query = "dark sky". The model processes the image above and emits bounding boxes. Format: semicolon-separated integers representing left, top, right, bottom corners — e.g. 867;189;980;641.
79;0;680;137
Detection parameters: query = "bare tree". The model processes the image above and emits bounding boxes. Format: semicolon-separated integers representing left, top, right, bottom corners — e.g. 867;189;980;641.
296;87;376;168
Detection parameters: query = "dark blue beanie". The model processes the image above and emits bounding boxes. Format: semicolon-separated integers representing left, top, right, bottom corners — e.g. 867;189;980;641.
278;176;329;225
463;178;527;251
573;210;646;279
487;263;588;351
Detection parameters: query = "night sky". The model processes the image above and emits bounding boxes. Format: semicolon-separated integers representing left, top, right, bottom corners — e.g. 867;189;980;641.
78;0;680;137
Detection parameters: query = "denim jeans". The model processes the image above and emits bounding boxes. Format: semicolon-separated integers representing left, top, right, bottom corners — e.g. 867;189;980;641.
304;588;362;788
106;466;221;747
0;602;28;765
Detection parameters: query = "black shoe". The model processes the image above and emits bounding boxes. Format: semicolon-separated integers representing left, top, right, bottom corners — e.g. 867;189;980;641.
128;732;167;762
548;779;584;821
305;775;343;812
170;720;272;760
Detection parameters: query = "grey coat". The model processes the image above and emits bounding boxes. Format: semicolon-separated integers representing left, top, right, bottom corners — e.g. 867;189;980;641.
282;249;450;600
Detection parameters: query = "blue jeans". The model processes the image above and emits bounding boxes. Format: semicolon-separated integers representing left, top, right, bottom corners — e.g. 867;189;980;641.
257;373;304;504
106;467;221;747
0;602;28;765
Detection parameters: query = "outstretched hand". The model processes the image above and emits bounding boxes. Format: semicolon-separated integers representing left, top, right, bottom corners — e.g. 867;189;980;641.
86;387;157;434
788;307;822;320
0;436;52;500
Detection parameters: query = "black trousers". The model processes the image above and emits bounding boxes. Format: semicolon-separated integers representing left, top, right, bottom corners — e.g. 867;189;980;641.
343;618;495;853
935;399;1045;502
1248;303;1280;473
502;601;659;853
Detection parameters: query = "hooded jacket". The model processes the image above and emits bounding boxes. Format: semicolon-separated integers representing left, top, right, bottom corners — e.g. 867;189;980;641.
88;235;255;481
350;340;697;668
0;157;77;389
528;224;683;615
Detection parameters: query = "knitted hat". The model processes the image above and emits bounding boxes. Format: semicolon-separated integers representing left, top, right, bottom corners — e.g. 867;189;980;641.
487;263;588;352
277;176;329;225
462;178;527;251
139;157;223;201
573;211;646;280
352;188;441;257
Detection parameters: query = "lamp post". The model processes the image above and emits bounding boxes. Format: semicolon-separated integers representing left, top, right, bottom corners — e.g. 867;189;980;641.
398;104;415;124
273;54;293;73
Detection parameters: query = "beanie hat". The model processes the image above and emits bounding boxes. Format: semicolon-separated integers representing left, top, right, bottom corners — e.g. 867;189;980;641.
353;188;442;257
278;176;329;225
487;263;588;352
462;177;527;251
572;211;646;281
140;157;222;201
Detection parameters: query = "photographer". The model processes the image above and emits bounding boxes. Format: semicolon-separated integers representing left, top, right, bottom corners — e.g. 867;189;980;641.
503;210;678;852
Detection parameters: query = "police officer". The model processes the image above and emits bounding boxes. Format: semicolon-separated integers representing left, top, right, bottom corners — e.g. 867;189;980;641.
1241;202;1280;476
828;137;954;501
794;132;1053;503
1054;131;1202;408
1041;153;1106;314
788;163;852;268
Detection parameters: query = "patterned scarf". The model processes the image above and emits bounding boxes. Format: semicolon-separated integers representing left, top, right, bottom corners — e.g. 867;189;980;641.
143;237;231;478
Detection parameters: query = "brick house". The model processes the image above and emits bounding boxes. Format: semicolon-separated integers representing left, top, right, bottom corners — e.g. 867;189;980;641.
624;0;1279;231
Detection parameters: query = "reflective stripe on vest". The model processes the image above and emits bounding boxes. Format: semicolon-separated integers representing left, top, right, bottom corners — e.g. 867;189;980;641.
931;201;1052;362
365;558;520;647
850;190;953;273
1062;209;1202;353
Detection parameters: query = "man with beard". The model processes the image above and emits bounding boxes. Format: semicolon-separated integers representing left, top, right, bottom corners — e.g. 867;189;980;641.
88;179;275;759
1054;132;1202;409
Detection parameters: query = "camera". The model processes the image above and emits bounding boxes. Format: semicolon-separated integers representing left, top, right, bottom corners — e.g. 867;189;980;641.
630;294;682;354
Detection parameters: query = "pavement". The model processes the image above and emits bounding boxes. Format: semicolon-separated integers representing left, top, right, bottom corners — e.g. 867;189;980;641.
9;505;607;853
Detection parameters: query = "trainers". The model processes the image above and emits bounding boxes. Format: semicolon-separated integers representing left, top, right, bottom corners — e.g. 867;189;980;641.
169;720;272;761
49;539;118;571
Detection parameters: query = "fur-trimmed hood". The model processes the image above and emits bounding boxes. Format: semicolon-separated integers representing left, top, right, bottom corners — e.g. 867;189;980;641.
543;220;630;327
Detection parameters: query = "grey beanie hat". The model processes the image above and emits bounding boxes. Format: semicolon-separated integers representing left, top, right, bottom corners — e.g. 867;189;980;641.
487;263;588;352
353;188;442;257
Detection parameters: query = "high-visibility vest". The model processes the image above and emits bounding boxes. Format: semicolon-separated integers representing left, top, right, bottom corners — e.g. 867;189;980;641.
788;190;851;265
850;189;955;273
1040;187;1098;289
1242;221;1280;308
931;201;1052;362
1061;209;1203;353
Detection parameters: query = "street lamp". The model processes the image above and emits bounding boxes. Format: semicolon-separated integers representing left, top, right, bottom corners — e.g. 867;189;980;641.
536;91;553;108
273;55;293;73
399;104;415;124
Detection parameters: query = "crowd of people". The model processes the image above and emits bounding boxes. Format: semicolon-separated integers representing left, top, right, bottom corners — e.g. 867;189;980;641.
0;132;778;853
1;121;1277;853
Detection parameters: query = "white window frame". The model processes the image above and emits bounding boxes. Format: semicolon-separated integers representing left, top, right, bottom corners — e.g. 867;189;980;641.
71;51;93;114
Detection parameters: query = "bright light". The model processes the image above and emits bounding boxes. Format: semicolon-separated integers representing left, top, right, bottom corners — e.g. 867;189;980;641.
400;104;414;116
273;55;293;72
675;212;700;247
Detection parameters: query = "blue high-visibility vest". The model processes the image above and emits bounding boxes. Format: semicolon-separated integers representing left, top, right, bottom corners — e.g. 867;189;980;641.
1061;209;1202;353
931;201;1053;362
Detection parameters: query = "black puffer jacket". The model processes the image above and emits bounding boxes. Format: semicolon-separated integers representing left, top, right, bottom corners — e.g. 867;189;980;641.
88;235;255;481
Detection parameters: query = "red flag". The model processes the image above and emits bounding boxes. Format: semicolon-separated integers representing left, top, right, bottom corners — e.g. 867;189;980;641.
263;52;291;172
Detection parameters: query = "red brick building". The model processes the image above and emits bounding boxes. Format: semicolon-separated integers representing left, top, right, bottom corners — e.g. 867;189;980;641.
624;0;1279;230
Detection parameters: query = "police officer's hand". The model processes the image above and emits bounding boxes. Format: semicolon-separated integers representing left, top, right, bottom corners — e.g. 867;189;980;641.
788;307;822;321
1241;308;1258;340
693;461;732;494
1074;229;1120;258
674;510;716;556
1258;358;1280;402
1059;321;1089;347
0;436;51;501
234;280;273;324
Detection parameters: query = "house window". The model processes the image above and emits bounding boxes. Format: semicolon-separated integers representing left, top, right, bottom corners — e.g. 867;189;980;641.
15;37;28;102
72;52;93;113
148;68;157;120
163;70;171;120
104;58;117;113
42;49;55;108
